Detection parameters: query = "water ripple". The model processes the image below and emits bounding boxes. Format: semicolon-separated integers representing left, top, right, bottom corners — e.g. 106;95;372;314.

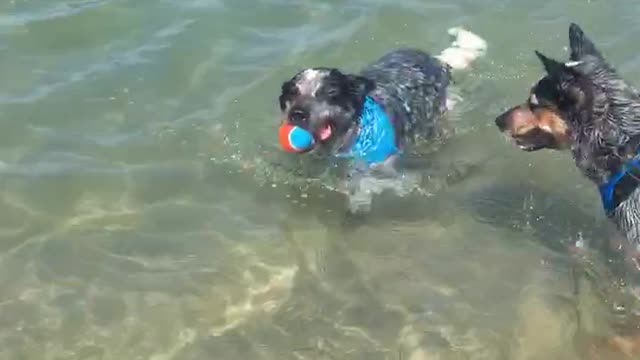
0;0;110;28
0;19;194;104
0;0;639;359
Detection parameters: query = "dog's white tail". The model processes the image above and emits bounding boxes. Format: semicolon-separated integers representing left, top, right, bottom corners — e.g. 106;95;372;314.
436;27;487;71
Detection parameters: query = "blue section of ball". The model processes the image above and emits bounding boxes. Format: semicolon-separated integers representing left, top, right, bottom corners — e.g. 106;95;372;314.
289;126;315;151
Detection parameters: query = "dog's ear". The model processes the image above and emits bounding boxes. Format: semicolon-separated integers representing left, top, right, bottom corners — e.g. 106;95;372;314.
346;75;374;98
569;23;602;61
535;51;587;107
535;51;573;78
279;79;296;111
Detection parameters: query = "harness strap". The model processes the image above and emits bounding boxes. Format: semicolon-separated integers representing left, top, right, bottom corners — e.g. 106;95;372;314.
599;155;640;216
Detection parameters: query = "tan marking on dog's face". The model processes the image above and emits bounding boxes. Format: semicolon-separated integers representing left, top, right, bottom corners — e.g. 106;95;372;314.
534;108;570;146
507;106;537;136
496;104;571;151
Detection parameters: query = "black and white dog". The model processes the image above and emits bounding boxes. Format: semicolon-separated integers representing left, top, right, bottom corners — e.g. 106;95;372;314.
278;27;487;211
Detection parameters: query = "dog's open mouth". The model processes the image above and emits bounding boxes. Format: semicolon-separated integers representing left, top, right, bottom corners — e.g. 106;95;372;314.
513;137;544;152
317;123;333;142
517;143;538;151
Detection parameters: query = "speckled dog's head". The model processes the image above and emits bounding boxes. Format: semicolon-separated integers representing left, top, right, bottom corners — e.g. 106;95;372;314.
278;68;374;150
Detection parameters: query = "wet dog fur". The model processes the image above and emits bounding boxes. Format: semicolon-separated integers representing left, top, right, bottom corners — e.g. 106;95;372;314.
278;28;487;175
277;28;487;212
495;23;640;357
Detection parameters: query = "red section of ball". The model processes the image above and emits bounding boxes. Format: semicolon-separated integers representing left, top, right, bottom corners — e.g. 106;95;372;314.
278;123;315;153
279;123;298;152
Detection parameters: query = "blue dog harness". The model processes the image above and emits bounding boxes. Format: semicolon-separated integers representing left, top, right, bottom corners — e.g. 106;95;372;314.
337;96;398;166
599;154;640;216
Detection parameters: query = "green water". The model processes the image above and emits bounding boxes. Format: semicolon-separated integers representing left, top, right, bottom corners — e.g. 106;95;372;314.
2;0;640;359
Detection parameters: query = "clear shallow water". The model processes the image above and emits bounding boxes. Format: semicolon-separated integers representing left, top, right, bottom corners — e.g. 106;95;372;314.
1;0;640;359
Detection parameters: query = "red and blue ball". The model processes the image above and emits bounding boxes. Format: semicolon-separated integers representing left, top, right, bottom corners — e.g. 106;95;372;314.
278;123;315;153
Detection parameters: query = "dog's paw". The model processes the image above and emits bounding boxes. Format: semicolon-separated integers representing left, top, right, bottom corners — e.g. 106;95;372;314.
448;27;488;53
438;27;487;71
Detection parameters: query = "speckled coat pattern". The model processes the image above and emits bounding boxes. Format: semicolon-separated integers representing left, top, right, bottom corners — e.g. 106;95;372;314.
518;24;640;249
575;53;640;248
559;30;640;248
361;49;451;146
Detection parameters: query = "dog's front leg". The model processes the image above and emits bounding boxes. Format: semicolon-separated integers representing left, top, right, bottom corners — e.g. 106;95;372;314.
345;162;374;214
370;155;399;178
345;156;407;213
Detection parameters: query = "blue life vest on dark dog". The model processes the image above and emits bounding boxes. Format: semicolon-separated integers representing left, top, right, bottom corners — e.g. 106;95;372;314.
337;96;399;166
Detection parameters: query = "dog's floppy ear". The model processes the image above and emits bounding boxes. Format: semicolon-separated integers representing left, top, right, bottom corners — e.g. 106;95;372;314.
279;79;296;111
535;51;573;78
346;75;374;98
568;23;602;61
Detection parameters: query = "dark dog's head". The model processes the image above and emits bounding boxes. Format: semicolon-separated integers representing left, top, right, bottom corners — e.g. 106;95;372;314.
278;68;374;150
495;23;608;152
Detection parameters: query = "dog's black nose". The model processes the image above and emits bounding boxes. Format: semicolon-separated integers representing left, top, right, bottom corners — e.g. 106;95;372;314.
495;112;508;131
289;108;308;124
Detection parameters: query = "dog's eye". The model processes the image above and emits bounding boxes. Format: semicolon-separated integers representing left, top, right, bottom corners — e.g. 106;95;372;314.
325;87;340;98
